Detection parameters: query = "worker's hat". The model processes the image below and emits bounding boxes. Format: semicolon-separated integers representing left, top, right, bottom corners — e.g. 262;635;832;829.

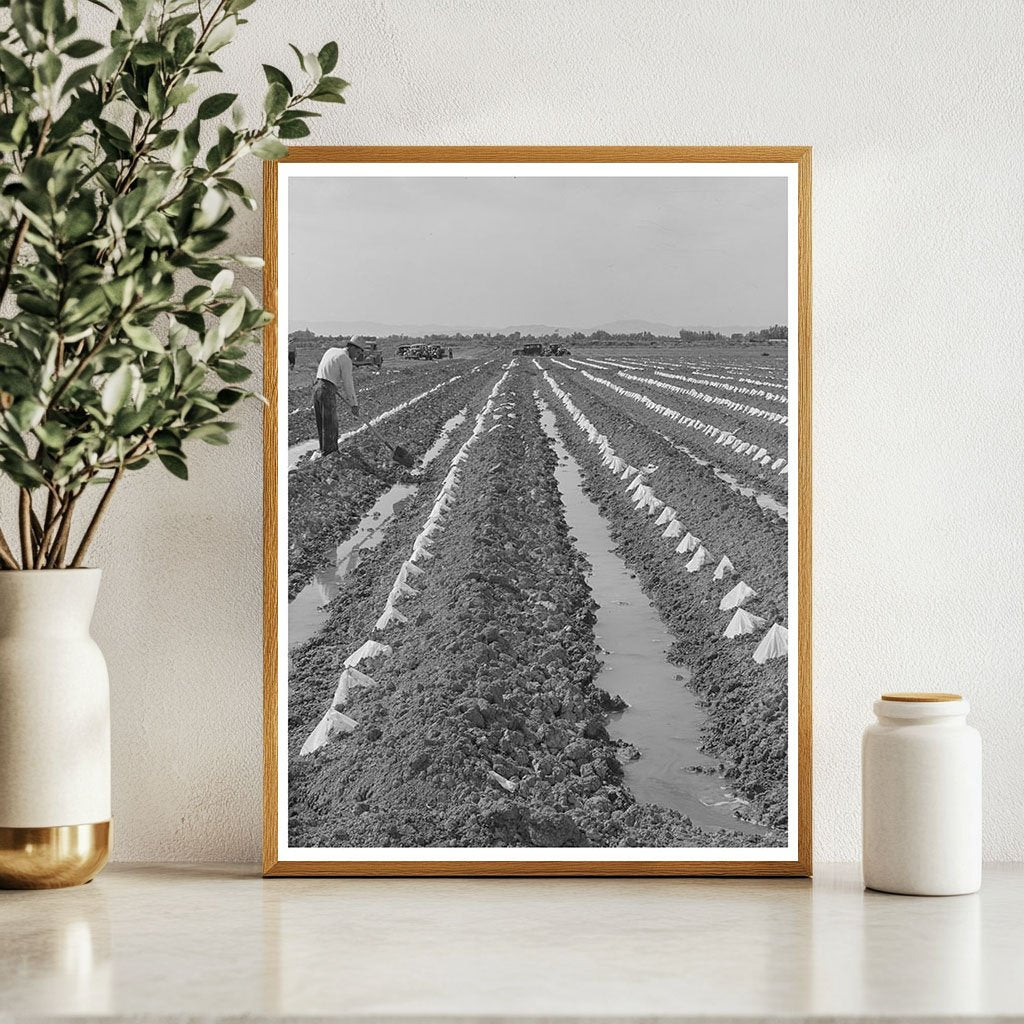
346;335;365;350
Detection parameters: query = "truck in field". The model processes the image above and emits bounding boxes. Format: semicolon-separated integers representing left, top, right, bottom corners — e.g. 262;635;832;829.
401;344;445;360
351;341;383;369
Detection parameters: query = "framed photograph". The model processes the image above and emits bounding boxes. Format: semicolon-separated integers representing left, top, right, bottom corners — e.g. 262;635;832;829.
263;147;811;876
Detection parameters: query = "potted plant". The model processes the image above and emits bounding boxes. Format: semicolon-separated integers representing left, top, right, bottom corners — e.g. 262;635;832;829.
0;0;344;887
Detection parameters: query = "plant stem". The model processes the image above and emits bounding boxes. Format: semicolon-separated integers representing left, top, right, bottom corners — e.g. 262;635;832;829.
18;490;34;569
0;216;30;310
0;114;51;309
70;466;124;568
45;492;79;569
0;528;19;570
35;488;65;566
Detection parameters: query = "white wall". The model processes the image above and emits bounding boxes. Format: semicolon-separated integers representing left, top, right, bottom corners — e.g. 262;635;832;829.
73;0;1024;862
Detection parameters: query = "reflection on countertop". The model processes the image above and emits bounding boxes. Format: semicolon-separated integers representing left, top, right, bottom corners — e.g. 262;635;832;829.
1;862;1020;1020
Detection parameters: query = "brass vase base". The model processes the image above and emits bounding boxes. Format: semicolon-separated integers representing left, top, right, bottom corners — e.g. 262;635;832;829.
0;821;110;889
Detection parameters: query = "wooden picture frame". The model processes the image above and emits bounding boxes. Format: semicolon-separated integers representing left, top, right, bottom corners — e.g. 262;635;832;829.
263;147;812;877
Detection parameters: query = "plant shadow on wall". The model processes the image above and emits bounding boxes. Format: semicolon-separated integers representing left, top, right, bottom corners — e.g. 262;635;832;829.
0;0;345;568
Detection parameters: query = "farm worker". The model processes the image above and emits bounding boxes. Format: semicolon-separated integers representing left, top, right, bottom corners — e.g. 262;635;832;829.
312;337;362;456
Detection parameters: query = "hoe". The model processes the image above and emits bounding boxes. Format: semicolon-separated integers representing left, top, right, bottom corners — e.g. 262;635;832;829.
359;415;418;470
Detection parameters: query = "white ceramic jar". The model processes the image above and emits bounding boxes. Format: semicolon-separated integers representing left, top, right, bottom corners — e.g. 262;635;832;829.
862;692;981;896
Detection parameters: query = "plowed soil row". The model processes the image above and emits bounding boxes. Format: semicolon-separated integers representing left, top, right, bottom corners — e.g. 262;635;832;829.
549;361;790;508
568;365;789;489
288;366;755;849
585;356;789;401
537;364;788;830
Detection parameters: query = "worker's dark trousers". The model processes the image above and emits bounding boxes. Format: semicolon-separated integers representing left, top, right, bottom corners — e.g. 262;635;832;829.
312;378;339;454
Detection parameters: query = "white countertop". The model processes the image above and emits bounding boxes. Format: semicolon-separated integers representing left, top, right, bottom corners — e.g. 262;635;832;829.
2;862;1021;1021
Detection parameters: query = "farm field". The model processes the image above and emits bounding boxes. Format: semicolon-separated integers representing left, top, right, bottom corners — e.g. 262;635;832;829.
286;345;791;848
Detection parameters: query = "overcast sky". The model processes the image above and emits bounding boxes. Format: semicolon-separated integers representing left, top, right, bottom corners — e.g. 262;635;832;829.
287;174;788;330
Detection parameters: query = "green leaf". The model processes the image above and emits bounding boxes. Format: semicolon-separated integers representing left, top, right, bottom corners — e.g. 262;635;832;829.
158;452;188;479
10;2;44;51
218;296;246;339
310;87;346;104
198;91;236;119
190;422;230;445
317;41;339;74
149;128;177;149
216;388;247;408
203;16;236;53
38;51;62;86
96;43;128;81
278;120;309;140
210;268;233;294
121;0;154;33
214;362;251;383
9;399;45;432
166;82;199;107
61;62;97;95
112;405;151;435
262;64;292;95
132;42;168;66
101;365;133;415
299;50;321;80
1;455;46;488
173;26;196;65
34;421;70;449
63;38;104;58
251;137;287;160
0;49;33;86
182;284;212;309
123;322;164;353
147;75;166;118
264;81;288;117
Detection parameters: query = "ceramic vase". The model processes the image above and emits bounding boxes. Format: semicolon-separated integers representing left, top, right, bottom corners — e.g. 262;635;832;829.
0;569;110;888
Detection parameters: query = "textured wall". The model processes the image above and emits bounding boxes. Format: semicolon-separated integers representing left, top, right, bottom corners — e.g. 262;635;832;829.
68;1;1024;862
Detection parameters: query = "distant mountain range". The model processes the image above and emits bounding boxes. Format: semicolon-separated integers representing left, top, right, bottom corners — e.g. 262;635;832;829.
292;319;768;338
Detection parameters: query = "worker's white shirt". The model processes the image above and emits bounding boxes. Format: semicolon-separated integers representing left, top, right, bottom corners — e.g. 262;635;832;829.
315;347;357;405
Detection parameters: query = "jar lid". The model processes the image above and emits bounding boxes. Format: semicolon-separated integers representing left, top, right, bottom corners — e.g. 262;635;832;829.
881;692;962;702
874;695;969;720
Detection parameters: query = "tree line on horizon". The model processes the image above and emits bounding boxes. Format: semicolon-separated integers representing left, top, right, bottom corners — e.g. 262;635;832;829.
289;324;788;345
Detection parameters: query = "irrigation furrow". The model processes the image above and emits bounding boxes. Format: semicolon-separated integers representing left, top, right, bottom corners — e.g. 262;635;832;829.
533;365;788;830
286;364;501;597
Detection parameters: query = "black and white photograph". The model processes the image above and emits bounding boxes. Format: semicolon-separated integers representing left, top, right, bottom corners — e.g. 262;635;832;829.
272;154;808;871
